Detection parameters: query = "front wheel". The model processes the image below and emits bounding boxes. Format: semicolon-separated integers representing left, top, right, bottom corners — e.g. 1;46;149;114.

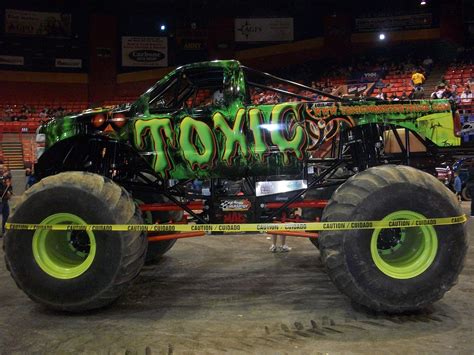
4;172;147;312
319;165;468;313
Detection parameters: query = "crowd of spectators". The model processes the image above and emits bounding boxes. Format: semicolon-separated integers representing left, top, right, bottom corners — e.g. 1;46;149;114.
1;104;72;122
267;49;442;103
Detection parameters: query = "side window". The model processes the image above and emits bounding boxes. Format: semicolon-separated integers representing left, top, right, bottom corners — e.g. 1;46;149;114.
149;75;192;113
149;77;179;112
185;69;225;110
193;88;213;107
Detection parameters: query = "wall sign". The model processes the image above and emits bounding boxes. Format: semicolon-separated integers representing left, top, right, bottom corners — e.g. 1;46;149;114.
122;36;168;67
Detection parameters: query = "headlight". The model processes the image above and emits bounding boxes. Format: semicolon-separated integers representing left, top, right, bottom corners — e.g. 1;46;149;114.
109;113;128;129
91;114;107;129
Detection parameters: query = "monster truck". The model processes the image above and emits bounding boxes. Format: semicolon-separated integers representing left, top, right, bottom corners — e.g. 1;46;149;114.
4;60;467;313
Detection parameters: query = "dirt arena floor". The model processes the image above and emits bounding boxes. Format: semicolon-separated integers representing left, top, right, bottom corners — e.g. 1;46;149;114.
1;203;473;353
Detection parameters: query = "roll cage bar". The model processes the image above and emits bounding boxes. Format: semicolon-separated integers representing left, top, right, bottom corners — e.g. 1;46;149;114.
241;66;347;103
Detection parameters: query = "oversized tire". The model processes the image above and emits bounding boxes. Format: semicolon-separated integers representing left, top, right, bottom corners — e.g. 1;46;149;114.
4;172;147;312
319;165;468;313
134;192;183;264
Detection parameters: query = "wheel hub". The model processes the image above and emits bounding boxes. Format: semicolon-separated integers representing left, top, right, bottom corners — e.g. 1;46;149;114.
377;228;406;255
68;231;91;257
32;213;97;280
370;210;438;279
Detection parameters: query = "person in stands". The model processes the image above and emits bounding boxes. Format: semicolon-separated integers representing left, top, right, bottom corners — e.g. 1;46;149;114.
431;85;446;99
422;56;433;76
461;84;473;104
0;177;13;236
411;69;426;98
375;88;387;100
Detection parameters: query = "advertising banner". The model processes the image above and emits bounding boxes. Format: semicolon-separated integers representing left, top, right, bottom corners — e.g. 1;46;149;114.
122;36;168;67
347;84;368;95
235;18;293;42
355;13;432;32
181;39;207;51
5;9;71;37
55;58;82;68
0;55;24;66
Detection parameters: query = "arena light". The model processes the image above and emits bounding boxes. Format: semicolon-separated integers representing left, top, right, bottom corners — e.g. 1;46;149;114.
379;33;386;40
160;24;166;31
420;0;427;5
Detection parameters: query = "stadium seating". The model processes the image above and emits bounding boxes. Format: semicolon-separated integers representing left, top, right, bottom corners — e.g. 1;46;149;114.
444;64;474;95
370;70;414;98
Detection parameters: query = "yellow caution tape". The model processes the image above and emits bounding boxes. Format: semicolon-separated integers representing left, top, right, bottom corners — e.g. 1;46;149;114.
4;215;467;233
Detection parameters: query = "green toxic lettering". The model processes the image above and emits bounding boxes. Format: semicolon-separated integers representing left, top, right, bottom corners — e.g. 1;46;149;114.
213;108;248;165
248;108;268;161
180;116;216;169
270;104;306;164
134;118;174;178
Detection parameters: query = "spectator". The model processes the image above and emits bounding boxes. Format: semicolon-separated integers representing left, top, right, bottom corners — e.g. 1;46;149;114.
451;82;458;94
431;85;445;99
269;235;291;253
452;91;461;105
411;69;426;99
391;93;400;101
375;88;387;100
438;77;449;87
25;168;37;189
453;171;462;202
374;78;385;89
461;85;473;104
422;56;434;75
400;91;407;100
2;167;12;180
39;109;48;119
3;106;13;121
443;86;454;99
0;177;13;236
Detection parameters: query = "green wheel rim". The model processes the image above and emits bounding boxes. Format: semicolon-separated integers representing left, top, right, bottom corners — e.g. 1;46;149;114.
32;213;97;279
370;210;438;279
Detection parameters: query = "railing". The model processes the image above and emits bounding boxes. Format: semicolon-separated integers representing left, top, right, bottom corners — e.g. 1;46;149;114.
0;121;40;134
459;102;474;117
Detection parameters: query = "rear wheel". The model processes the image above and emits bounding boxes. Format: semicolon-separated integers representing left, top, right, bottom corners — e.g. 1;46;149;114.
133;192;183;264
319;165;467;313
4;172;147;312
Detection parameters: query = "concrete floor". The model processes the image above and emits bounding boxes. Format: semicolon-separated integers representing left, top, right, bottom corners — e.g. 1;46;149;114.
0;203;473;353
